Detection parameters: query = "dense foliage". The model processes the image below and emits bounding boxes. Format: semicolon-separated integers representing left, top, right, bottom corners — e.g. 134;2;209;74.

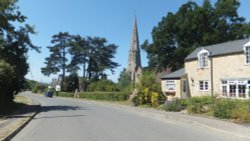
142;0;250;72
133;71;164;107
41;32;72;82
62;73;79;92
41;34;119;83
0;60;15;105
24;79;39;91
87;79;118;92
31;83;48;94
57;91;129;101
0;0;39;104
167;96;250;123
117;69;132;92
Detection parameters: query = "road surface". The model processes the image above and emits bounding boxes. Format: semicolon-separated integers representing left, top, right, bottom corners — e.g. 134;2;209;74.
12;92;246;141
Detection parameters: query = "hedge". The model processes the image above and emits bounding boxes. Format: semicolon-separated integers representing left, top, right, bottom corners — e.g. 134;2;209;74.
57;91;129;101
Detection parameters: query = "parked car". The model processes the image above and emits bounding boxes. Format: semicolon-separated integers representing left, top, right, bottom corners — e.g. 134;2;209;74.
45;91;53;98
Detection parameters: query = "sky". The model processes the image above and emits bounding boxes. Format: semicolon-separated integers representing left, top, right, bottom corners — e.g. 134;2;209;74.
17;0;250;83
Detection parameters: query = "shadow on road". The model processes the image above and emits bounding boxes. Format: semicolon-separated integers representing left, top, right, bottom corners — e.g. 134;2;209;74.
33;105;89;120
41;105;89;112
34;114;86;119
5;105;39;119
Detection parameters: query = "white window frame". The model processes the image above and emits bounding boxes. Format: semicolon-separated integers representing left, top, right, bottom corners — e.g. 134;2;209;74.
165;80;176;92
244;45;250;65
197;49;209;69
199;80;209;91
221;80;250;99
244;41;250;65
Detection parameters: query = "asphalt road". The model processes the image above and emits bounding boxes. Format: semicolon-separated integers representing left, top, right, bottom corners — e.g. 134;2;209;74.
12;92;246;141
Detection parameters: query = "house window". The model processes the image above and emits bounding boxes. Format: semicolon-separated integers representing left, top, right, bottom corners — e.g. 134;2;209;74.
245;46;250;64
198;50;209;68
182;80;187;92
229;84;236;97
238;85;246;98
166;80;176;91
199;81;208;91
221;80;249;99
222;85;227;96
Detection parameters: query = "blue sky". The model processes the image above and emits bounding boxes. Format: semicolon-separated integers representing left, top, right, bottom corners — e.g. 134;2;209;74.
18;0;250;83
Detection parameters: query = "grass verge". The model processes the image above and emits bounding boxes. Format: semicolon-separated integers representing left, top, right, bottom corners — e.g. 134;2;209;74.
0;95;31;119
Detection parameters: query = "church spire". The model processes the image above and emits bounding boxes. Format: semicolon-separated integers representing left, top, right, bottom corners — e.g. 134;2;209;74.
127;16;142;83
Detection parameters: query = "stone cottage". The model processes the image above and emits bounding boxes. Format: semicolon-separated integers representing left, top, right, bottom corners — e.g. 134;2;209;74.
161;39;250;100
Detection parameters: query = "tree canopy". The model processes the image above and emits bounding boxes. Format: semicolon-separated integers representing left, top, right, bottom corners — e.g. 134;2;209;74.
41;32;72;80
41;34;119;82
142;0;250;72
0;0;39;104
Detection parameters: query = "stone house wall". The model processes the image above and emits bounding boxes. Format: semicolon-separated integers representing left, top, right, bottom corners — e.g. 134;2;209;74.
185;53;250;97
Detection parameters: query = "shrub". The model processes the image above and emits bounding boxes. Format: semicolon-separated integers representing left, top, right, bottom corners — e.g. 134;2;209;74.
213;99;236;119
187;96;215;114
58;92;74;97
0;60;15;105
179;99;189;107
165;99;181;112
132;93;144;106
62;73;79;92
31;83;47;94
133;71;164;107
79;92;129;101
231;100;250;123
213;99;250;122
151;92;159;108
88;79;118;92
117;69;132;91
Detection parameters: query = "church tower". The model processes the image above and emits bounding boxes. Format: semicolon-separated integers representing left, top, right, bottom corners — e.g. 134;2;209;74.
127;17;142;84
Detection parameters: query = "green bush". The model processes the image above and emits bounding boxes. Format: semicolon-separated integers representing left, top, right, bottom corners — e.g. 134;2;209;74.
231;100;250;123
213;99;236;119
0;60;15;105
58;92;74;97
165;100;181;112
31;83;47;93
187;96;215;114
79;92;129;101
132;93;144;106
62;73;79;92
151;92;159;108
56;91;129;101
213;99;250;122
179;99;189;107
88;79;118;92
132;71;164;107
117;69;132;91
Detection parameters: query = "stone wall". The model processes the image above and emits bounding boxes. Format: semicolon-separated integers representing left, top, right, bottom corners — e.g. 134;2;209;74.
212;53;250;95
185;53;250;97
185;59;211;97
161;79;181;100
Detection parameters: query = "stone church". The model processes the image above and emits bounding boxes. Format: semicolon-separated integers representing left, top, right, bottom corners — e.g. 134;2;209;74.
127;17;142;84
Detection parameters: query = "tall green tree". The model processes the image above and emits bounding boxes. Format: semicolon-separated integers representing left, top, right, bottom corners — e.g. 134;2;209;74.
0;0;39;104
143;0;250;72
68;36;119;80
87;37;119;80
0;60;15;105
63;73;79;92
68;35;89;78
117;69;131;91
41;32;72;82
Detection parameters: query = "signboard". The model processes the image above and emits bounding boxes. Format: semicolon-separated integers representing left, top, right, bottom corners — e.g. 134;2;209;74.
55;85;61;92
